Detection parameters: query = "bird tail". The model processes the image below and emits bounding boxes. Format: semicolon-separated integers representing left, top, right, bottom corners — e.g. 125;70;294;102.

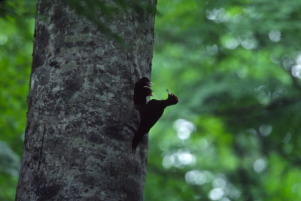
132;135;139;153
132;131;144;153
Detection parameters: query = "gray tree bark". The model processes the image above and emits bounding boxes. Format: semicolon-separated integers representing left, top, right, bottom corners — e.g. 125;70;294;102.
15;0;156;200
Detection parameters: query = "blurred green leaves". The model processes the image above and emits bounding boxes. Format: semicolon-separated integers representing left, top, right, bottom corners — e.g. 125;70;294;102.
147;0;301;200
0;1;34;200
0;141;20;201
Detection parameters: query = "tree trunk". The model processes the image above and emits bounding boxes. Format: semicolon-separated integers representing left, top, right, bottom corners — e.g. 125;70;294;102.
15;0;156;200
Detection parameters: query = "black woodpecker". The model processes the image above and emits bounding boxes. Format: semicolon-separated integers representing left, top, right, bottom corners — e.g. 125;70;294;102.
133;77;153;107
132;77;178;152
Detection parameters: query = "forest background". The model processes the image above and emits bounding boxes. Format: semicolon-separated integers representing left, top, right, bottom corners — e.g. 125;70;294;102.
1;0;301;201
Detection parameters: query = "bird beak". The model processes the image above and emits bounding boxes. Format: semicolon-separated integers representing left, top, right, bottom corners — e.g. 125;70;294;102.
166;89;171;95
143;82;153;88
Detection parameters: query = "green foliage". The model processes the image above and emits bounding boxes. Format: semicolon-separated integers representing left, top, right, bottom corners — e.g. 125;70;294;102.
0;0;35;200
2;0;301;200
146;0;301;200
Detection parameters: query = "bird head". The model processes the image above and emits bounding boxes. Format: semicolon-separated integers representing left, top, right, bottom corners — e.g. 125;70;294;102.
138;77;153;97
134;77;153;106
166;89;178;105
134;77;153;97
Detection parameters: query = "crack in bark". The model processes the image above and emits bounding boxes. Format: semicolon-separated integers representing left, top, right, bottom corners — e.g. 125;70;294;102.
37;124;46;172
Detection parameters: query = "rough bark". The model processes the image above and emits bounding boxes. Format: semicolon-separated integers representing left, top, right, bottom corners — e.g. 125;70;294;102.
16;0;156;200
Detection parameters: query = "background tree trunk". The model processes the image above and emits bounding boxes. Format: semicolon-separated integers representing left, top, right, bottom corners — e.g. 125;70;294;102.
16;0;156;200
